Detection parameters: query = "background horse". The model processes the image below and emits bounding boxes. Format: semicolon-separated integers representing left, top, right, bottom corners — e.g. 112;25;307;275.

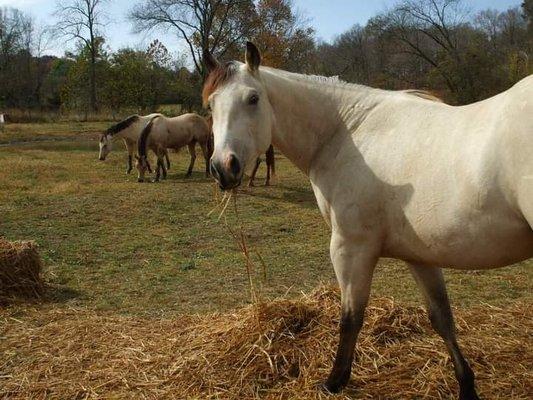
136;113;211;182
248;144;275;187
203;42;533;400
98;114;170;173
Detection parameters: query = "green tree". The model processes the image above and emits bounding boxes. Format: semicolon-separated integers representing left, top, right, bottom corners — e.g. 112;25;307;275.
60;38;109;115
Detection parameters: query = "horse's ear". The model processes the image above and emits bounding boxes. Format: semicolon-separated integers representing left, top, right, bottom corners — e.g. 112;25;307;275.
203;49;220;74
245;41;261;72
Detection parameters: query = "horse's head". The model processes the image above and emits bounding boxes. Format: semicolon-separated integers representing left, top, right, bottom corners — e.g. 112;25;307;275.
99;133;112;161
203;42;274;191
135;155;150;182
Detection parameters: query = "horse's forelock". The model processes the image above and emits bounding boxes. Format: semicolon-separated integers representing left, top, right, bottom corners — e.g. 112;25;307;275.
202;62;237;107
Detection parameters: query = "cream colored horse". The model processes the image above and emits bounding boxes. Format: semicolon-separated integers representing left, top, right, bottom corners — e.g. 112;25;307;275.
136;113;211;182
98;114;170;174
203;42;533;400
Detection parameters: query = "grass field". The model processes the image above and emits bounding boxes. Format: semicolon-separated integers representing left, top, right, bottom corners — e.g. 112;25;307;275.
0;123;531;399
0;124;531;316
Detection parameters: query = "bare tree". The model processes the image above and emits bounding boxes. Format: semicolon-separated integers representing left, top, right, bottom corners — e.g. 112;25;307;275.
129;0;254;77
372;0;475;101
0;7;35;107
53;0;108;111
0;7;33;66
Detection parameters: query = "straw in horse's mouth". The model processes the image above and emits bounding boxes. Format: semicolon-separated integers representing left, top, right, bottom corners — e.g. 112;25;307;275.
219;178;241;191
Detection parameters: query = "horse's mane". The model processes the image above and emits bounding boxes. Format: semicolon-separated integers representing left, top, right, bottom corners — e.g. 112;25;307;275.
138;115;159;159
202;62;238;106
267;68;444;102
202;62;443;105
106;115;139;136
402;89;443;103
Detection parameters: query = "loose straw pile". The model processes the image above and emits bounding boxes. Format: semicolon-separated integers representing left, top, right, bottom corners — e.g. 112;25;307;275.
1;286;531;399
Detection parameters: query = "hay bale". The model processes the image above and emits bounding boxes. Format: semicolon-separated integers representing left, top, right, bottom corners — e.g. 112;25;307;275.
0;237;44;302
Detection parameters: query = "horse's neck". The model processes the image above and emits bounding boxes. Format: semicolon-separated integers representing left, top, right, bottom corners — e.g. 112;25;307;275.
112;125;135;140
261;69;383;174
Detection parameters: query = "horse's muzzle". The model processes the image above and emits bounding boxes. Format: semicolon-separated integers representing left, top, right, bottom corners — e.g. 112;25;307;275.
210;156;242;191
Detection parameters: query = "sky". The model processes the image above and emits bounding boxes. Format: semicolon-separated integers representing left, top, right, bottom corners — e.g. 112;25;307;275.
0;0;524;57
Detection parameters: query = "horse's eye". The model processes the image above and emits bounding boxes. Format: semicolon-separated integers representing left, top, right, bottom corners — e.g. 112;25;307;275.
249;94;259;105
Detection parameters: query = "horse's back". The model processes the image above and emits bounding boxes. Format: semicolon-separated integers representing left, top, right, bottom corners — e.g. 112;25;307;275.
343;80;533;268
181;113;210;142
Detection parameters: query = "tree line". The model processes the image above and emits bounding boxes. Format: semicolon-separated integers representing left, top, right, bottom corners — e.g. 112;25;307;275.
0;0;531;120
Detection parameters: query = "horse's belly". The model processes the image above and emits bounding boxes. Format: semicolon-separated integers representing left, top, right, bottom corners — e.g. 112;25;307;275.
383;211;533;268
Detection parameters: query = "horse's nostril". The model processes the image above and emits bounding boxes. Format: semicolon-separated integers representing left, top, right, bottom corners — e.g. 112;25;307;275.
229;154;241;177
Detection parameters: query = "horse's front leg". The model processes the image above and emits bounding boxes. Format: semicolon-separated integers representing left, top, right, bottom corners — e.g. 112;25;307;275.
159;153;168;180
324;232;378;393
199;142;210;177
248;158;261;187
125;139;135;174
186;142;196;177
265;145;275;186
409;265;480;400
164;149;171;170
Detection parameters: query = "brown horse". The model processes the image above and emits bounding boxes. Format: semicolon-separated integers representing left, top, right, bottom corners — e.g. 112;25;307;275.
136;113;211;182
248;144;275;186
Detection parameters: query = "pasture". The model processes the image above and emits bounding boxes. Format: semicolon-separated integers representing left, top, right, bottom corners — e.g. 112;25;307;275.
0;123;532;399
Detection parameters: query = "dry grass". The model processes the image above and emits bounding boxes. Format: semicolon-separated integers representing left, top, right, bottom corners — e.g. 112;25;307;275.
0;238;44;304
1;286;531;399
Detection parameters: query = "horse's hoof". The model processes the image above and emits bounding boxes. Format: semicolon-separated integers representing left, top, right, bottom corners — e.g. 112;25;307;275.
460;391;481;400
322;371;350;394
137;179;144;183
320;381;343;394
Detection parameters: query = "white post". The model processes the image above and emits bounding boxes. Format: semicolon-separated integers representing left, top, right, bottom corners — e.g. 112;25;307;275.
0;113;4;132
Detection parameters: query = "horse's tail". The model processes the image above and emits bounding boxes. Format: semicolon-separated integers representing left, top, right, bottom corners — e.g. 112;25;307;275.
266;144;275;176
138;115;159;161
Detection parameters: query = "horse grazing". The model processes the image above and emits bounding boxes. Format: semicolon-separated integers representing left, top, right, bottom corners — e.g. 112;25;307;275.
98;114;170;174
136;113;211;182
203;42;533;399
